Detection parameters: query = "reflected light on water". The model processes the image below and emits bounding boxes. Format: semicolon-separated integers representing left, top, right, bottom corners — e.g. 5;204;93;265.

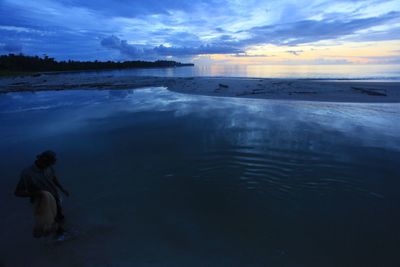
57;64;400;80
0;88;399;266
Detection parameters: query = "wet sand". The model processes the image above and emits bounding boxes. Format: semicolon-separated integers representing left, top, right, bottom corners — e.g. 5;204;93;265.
1;74;399;102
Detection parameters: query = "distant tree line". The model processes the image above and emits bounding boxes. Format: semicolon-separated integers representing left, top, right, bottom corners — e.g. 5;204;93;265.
0;54;194;72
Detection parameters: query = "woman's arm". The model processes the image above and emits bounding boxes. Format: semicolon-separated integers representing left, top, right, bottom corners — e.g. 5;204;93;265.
53;175;70;196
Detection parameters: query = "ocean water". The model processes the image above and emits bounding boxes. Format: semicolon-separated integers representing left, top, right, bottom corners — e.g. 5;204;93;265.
55;64;400;80
0;88;400;266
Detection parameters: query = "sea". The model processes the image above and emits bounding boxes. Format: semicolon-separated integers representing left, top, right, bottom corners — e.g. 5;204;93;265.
56;64;400;81
0;65;399;266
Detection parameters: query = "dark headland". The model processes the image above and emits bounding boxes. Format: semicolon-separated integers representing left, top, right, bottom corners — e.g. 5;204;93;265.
0;54;194;75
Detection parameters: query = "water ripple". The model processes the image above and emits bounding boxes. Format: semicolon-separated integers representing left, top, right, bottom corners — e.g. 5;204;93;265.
190;145;379;200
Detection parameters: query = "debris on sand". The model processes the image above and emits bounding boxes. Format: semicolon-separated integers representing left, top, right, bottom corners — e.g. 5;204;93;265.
351;87;387;96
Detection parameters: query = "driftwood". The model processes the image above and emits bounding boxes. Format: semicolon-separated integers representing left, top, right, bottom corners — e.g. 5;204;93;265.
352;87;387;96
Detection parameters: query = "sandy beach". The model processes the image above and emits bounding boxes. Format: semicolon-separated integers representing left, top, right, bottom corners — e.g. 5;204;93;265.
0;73;399;103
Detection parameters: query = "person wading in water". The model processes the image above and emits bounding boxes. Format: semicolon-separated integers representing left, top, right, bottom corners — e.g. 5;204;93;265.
15;150;70;238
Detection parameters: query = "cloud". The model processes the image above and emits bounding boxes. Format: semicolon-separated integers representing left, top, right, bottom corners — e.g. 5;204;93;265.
161;31;202;47
281;58;352;65
348;26;400;42
215;27;226;33
0;25;42;34
233;53;275;57
1;0;399;61
352;55;400;64
58;0;205;18
239;11;400;46
100;35;243;59
102;11;400;60
286;50;304;56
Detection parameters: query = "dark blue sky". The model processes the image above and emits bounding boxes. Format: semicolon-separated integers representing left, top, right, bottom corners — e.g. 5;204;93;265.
0;0;399;63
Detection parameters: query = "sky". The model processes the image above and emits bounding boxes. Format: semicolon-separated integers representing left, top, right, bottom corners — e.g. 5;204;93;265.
0;0;400;65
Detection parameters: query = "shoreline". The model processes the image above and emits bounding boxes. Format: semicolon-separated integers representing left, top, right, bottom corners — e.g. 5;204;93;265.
0;74;399;103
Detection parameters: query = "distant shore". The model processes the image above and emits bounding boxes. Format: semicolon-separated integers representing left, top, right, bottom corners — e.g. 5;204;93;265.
0;54;194;74
0;73;399;103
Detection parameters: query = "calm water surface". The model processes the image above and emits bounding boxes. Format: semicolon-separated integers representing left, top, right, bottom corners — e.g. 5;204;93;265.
57;64;400;80
0;88;399;266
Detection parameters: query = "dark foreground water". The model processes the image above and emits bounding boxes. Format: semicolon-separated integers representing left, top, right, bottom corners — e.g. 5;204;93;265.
0;88;399;267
